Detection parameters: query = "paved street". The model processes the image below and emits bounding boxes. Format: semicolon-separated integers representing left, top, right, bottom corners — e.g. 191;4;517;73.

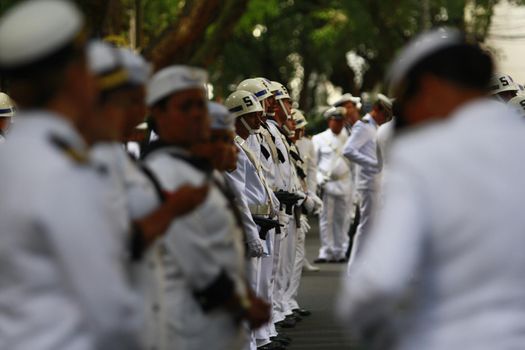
285;220;358;350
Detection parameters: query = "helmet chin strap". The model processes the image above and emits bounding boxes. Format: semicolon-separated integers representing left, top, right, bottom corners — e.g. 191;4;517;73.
240;117;260;135
282;124;295;137
278;99;292;120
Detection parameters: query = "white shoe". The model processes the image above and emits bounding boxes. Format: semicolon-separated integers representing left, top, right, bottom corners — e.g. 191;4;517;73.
303;258;320;272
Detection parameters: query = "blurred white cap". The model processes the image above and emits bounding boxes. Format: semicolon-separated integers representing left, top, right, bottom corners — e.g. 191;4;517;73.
333;93;361;107
118;48;152;86
323;106;346;120
147;65;208;106
87;40;128;91
387;27;462;95
0;0;84;68
208;101;235;131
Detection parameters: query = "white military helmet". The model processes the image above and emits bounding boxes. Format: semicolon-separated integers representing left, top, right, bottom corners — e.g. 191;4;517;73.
292;109;307;129
271;81;291;101
489;73;518;96
225;90;262;135
0;92;15;118
237;78;273;102
508;95;525;115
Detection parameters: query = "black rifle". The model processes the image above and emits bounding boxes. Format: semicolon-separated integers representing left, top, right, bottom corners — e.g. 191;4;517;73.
274;190;303;215
252;216;282;240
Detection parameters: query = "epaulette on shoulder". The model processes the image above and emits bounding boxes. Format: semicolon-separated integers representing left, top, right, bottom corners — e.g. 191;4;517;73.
49;134;89;164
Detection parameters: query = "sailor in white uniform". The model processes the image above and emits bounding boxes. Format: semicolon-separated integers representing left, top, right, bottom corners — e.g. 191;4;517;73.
143;66;268;350
312;107;353;262
0;1;142;349
343;94;393;269
282;109;321;317
337;27;525;350
224;90;280;350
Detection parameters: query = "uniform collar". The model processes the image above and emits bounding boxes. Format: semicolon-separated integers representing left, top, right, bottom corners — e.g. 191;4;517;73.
363;113;378;128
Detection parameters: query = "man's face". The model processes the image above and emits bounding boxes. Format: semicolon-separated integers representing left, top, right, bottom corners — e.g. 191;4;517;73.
153;88;210;146
342;101;360;125
294;127;304;141
122;85;146;139
0;118;11;134
241;111;263;132
274;98;292;125
264;95;276;116
328;118;344;135
190;129;236;170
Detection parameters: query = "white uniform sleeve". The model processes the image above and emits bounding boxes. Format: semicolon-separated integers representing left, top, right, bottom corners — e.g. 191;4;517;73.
224;154;261;244
306;139;318;194
343;122;378;169
336;161;427;333
40;172;141;350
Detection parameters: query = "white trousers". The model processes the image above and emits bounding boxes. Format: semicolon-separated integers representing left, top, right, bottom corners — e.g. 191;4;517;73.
255;231;277;346
283;223;306;314
272;216;297;322
347;189;378;271
318;193;350;260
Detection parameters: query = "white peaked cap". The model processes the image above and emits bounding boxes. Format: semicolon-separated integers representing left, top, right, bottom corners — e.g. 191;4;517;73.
118;48;152;86
87;40;129;91
333;93;361;107
147;65;208;106
0;0;84;68
208;102;235;131
376;93;394;112
387;27;462;95
323;106;346;119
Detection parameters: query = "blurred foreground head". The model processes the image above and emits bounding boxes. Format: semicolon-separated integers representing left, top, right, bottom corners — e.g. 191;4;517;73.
147;65;209;147
387;27;493;130
0;0;95;125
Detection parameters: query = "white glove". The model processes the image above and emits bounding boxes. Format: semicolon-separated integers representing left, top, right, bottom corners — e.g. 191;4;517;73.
246;238;264;258
312;194;323;215
300;215;311;233
303;195;315;214
278;210;289;239
295;190;306;206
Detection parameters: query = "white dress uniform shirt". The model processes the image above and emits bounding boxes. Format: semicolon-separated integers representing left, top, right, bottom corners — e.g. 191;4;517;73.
376;119;395;196
343;114;381;191
296;137;318;195
0;112;141;350
338;99;525;350
266;120;294;191
143;145;247;350
225;140;275;255
312;128;352;197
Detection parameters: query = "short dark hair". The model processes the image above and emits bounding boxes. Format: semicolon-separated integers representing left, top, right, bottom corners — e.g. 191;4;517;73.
402;43;493;102
1;41;85;108
394;42;493;130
